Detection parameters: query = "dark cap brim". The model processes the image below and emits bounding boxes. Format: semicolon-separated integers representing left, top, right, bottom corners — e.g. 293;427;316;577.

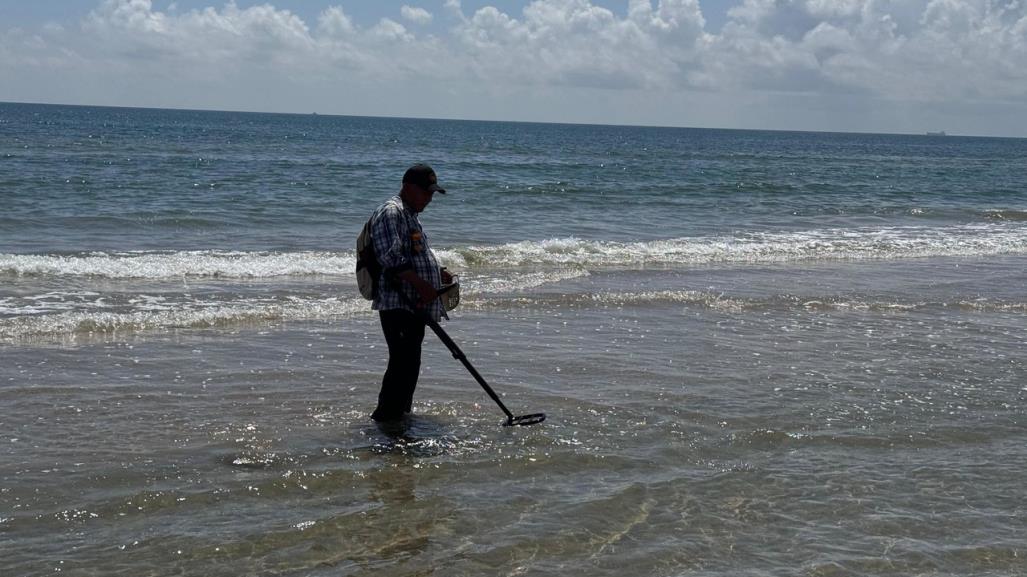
427;184;446;194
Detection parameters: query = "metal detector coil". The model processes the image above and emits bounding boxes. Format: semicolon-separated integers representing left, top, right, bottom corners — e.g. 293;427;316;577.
506;413;546;426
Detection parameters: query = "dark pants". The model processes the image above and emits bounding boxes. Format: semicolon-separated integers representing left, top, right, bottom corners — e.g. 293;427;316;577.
371;309;426;421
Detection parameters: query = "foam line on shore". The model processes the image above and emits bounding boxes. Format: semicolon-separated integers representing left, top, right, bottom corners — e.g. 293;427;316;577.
0;297;369;341
4;290;1024;341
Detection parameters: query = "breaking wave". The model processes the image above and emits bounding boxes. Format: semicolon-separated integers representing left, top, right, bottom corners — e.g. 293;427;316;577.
982;209;1027;222
0;251;354;280
2;224;1024;280
0;297;369;341
440;224;1027;269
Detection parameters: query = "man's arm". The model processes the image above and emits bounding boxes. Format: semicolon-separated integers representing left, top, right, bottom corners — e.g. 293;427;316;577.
371;206;438;307
396;269;437;307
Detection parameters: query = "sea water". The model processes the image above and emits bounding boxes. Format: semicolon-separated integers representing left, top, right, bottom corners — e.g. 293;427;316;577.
1;102;1026;576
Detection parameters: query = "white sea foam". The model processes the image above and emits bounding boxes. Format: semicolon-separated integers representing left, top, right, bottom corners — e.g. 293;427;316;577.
0;297;369;341
439;223;1027;268
458;290;752;313
4;287;1024;341
462;269;591;294
1;224;1024;282
0;251;355;279
982;209;1027;222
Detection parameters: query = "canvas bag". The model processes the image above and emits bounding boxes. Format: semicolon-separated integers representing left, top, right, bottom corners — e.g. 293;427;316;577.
355;218;380;300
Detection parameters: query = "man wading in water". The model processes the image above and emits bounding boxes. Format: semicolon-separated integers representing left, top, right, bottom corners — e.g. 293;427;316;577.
366;164;452;422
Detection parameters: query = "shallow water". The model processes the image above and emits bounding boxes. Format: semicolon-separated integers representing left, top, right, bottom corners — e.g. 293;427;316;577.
2;103;1026;575
4;258;1026;576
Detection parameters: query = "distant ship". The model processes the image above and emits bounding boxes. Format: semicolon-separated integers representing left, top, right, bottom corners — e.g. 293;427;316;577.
926;131;947;136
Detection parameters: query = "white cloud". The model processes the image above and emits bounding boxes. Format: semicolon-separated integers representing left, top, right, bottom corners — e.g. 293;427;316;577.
449;0;706;89
401;5;434;25
371;18;414;42
707;0;1027;102
1;0;1027;134
317;6;355;37
79;0;316;68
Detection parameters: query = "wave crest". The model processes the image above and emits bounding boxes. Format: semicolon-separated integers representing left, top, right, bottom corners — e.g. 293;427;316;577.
440;224;1027;268
1;224;1024;282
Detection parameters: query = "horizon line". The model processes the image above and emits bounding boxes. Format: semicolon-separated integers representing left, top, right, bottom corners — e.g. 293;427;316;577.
4;99;1014;140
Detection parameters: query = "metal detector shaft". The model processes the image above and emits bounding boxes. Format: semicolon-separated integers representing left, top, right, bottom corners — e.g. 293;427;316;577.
386;278;544;426
421;315;516;422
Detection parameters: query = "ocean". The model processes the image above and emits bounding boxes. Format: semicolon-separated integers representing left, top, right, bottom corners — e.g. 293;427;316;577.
1;102;1025;576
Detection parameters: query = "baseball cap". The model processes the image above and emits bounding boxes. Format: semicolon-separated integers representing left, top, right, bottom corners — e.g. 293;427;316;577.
402;164;446;194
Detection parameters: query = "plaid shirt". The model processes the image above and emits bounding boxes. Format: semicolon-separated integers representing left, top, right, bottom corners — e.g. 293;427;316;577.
370;195;445;321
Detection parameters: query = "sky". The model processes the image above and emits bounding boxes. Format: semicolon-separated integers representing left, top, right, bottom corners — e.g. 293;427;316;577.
2;0;1026;136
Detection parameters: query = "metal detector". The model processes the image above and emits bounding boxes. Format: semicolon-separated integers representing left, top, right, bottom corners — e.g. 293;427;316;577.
392;280;546;427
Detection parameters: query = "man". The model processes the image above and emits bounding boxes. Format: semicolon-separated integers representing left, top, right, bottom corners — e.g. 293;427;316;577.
368;164;452;422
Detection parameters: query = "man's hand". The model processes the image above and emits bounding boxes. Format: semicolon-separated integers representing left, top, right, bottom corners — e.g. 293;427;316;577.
413;278;437;307
441;268;453;285
398;270;437;307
